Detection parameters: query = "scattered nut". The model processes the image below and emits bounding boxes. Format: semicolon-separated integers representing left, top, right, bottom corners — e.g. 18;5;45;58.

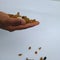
39;47;42;50
28;46;31;50
26;58;34;60
35;51;38;54
44;56;47;60
18;53;22;56
40;57;43;60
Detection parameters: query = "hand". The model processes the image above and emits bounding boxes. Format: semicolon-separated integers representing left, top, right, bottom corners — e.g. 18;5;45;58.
0;11;39;32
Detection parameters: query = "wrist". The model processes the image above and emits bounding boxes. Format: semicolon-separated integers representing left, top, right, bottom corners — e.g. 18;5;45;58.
0;20;1;28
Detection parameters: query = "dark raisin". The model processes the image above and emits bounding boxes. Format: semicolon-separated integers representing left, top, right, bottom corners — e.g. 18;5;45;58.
35;51;38;54
40;57;43;60
39;47;42;50
18;53;22;56
28;46;31;50
44;56;47;60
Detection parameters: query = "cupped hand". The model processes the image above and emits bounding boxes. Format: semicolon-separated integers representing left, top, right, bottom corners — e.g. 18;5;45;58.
0;11;39;32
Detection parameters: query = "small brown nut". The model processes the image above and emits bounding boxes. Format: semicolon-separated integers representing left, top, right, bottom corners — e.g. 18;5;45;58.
39;47;42;50
44;56;47;60
26;58;34;60
22;16;27;18
18;53;22;56
40;57;43;60
35;51;38;54
22;16;30;23
28;46;31;50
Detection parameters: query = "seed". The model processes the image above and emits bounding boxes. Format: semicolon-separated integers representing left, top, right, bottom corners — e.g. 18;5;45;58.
44;56;47;60
28;46;31;50
18;53;22;56
35;51;38;54
26;58;34;60
39;47;42;50
40;57;43;60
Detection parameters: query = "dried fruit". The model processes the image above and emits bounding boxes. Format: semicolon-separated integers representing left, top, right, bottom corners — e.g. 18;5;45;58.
44;56;47;60
40;57;43;60
28;46;31;50
35;51;38;54
8;12;39;24
39;47;42;50
18;53;22;56
26;58;34;60
22;16;30;23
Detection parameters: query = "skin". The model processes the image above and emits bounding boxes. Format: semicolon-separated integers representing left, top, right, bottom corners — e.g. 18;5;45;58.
0;11;39;32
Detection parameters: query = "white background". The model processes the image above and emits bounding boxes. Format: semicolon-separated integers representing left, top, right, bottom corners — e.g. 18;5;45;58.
0;0;60;60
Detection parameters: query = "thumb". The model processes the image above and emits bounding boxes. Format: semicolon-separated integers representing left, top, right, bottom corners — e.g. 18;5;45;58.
8;18;26;26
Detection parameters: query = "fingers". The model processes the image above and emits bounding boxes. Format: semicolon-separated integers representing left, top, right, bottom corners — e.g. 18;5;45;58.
8;18;26;26
14;21;39;30
0;12;26;27
2;21;40;32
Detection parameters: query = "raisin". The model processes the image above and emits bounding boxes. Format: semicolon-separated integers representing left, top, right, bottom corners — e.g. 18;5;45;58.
18;53;22;56
28;46;31;50
35;51;38;54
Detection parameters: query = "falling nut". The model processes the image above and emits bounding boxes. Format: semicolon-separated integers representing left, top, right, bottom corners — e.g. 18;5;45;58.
35;51;38;54
28;46;31;50
44;56;47;60
40;57;43;60
26;58;34;60
18;53;23;56
39;47;42;50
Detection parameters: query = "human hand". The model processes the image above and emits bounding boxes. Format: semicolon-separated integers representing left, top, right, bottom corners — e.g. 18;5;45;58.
0;12;39;32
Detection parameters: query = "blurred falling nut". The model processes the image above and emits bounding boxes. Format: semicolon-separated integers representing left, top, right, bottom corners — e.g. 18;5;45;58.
18;53;22;56
40;57;43;60
44;56;47;60
39;47;42;50
35;51;38;54
28;46;31;50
